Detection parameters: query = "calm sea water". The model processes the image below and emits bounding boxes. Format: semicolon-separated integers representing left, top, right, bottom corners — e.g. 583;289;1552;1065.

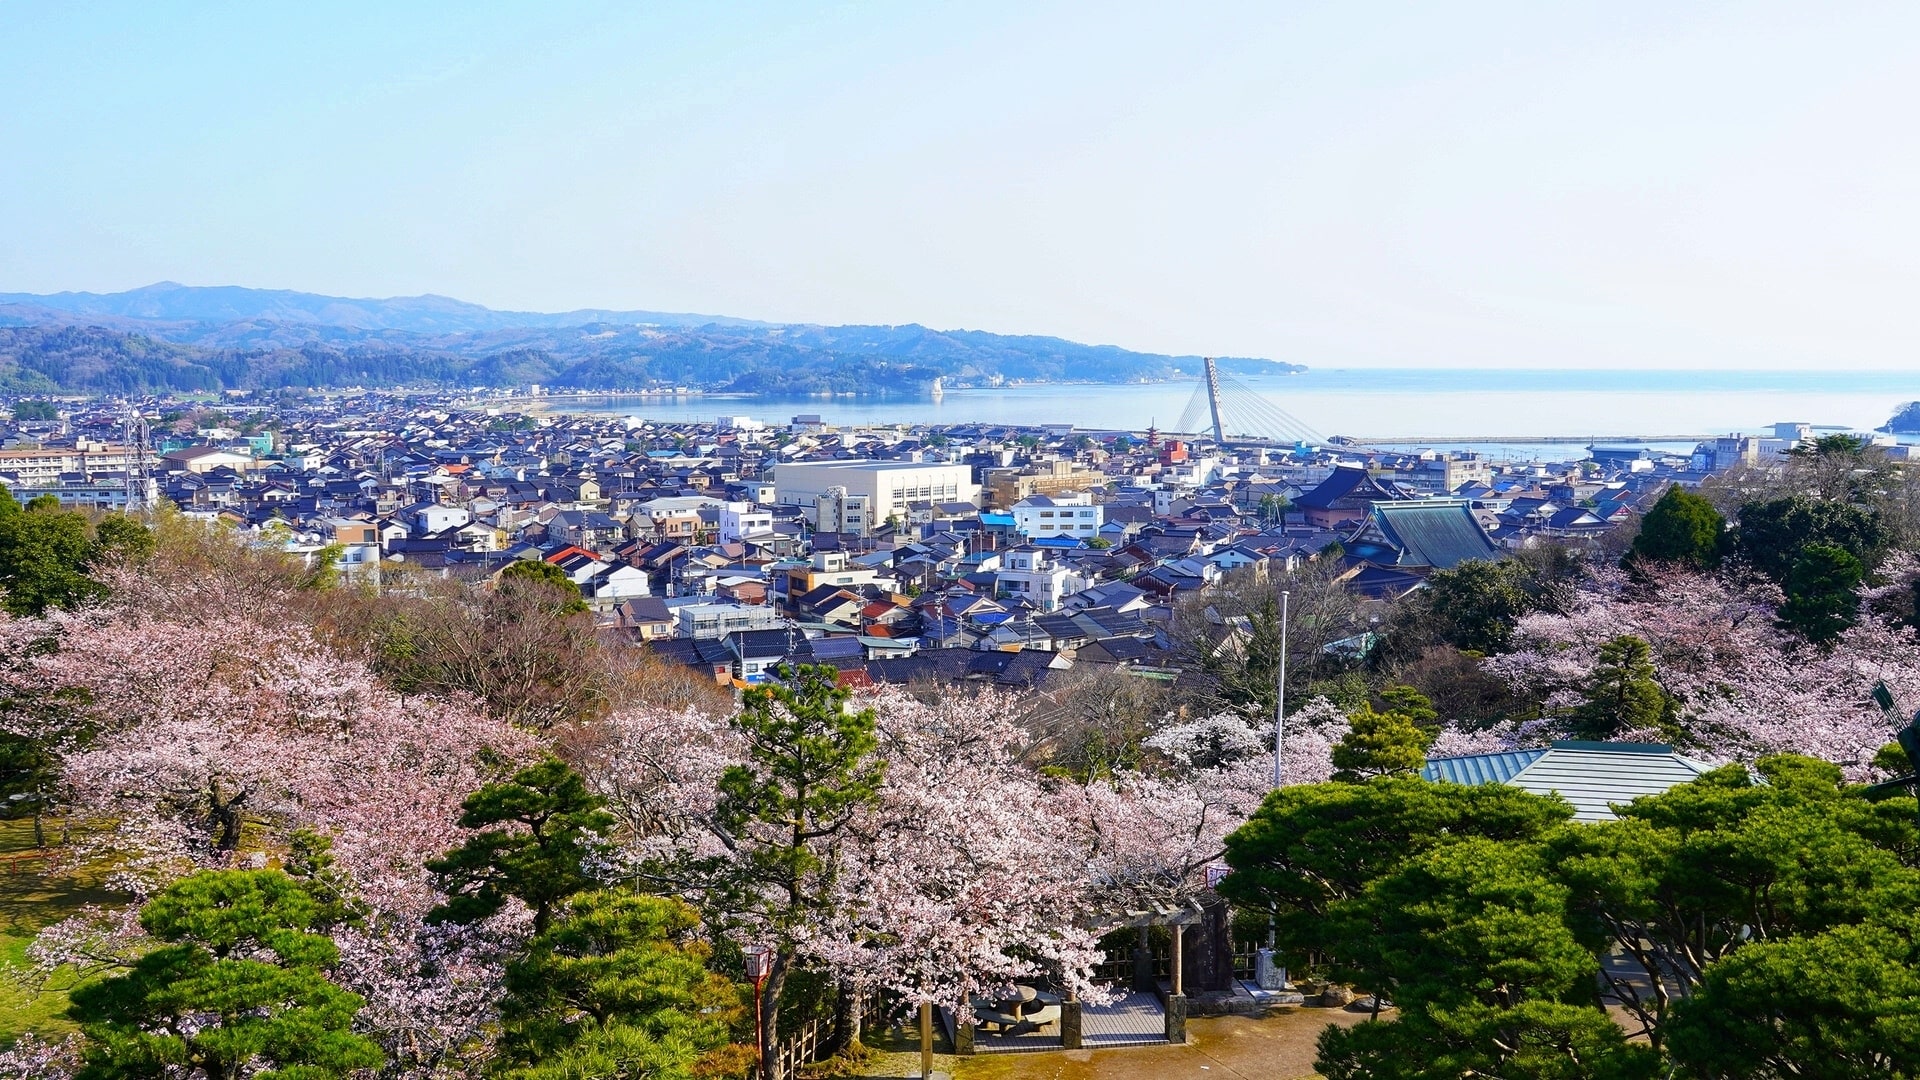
562;369;1920;462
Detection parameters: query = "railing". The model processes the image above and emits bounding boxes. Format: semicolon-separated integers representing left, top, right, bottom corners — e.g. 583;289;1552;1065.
1093;944;1173;986
1095;939;1270;986
0;850;55;874
767;986;886;1080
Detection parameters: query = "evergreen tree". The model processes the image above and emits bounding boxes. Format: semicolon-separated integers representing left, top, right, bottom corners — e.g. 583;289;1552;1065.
1777;542;1865;645
0;484;153;615
499;558;590;615
1571;635;1667;740
493;891;749;1080
1547;755;1920;1053
1417;559;1534;653
1664;914;1920;1079
0;487;103;615
1733;496;1886;582
1377;684;1439;729
427;755;615;934
1330;702;1432;782
693;664;884;1067
1218;777;1574;967
68;869;382;1080
1315;839;1660;1080
1628;486;1727;572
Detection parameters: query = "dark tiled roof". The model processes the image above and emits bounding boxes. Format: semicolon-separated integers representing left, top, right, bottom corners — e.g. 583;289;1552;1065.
865;648;1058;688
1295;466;1407;509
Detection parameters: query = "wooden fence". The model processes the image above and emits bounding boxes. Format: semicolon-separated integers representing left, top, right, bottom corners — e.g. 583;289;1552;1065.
767;987;887;1080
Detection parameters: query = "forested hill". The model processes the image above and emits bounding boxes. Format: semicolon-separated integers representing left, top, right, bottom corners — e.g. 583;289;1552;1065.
0;283;1301;394
1883;401;1920;434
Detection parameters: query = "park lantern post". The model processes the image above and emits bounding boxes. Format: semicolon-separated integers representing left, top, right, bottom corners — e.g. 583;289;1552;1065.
744;944;774;1079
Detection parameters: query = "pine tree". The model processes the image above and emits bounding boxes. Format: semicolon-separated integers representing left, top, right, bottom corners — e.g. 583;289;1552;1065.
1777;542;1865;645
1628;486;1726;573
1572;635;1667;740
700;664;884;1068
68;870;382;1080
493;891;749;1080
427;755;615;934
1331;701;1433;782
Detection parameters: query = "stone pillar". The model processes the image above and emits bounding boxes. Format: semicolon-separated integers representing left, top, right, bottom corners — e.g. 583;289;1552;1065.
953;1019;975;1057
1198;898;1234;992
1061;998;1083;1050
1255;948;1287;991
1133;925;1154;992
1164;992;1188;1044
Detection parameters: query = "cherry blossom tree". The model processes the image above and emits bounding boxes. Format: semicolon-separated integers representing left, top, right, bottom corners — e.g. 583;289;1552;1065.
1057;700;1346;917
570;675;1373;1031
1485;565;1920;778
1;574;536;1078
575;684;1132;1024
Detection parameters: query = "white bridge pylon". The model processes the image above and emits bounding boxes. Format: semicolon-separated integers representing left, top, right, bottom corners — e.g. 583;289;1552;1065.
1175;357;1322;445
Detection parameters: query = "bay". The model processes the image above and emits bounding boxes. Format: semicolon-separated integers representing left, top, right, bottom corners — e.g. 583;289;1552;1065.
560;368;1920;462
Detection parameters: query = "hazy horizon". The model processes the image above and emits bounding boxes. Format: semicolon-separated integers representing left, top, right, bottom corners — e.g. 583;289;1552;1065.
6;3;1920;372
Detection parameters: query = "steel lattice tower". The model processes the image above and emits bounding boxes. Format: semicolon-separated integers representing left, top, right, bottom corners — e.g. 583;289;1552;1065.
123;405;153;515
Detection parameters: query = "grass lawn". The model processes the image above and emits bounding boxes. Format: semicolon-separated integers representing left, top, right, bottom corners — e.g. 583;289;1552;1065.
0;817;123;1048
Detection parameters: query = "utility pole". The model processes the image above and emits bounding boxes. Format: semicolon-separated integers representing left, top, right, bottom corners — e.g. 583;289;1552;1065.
1271;589;1291;788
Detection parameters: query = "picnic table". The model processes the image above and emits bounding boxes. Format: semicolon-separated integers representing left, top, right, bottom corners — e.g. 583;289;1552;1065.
971;986;1065;1036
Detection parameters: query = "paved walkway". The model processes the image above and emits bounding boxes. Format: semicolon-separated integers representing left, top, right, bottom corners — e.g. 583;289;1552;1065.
857;1009;1373;1080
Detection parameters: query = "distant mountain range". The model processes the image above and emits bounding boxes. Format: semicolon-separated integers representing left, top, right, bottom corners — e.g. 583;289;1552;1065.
0;282;1301;396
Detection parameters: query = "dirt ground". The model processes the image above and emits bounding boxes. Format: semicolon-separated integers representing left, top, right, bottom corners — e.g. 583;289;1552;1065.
853;1009;1374;1080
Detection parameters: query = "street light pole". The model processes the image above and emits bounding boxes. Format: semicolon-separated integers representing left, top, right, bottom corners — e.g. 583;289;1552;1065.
1262;589;1291;982
1272;589;1291;788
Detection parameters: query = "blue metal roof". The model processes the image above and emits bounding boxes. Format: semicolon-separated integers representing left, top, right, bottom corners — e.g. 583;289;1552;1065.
1424;743;1718;821
1423;748;1548;785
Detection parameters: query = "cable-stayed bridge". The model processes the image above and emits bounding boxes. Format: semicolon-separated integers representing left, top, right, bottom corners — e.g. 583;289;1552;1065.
1165;362;1715;450
1172;357;1323;446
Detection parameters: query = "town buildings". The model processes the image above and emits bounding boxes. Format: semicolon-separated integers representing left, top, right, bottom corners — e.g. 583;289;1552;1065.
772;459;978;529
0;387;1817;694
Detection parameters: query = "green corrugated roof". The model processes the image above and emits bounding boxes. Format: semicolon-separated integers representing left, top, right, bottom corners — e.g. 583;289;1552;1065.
1371;501;1498;569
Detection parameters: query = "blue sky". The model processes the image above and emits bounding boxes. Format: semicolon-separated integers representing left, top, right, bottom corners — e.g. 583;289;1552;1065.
3;1;1919;370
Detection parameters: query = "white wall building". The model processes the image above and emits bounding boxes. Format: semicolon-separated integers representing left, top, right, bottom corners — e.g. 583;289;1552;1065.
673;602;789;640
410;503;472;535
719;501;775;543
586;563;651;600
994;546;1090;613
1010;494;1102;539
773;460;978;529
